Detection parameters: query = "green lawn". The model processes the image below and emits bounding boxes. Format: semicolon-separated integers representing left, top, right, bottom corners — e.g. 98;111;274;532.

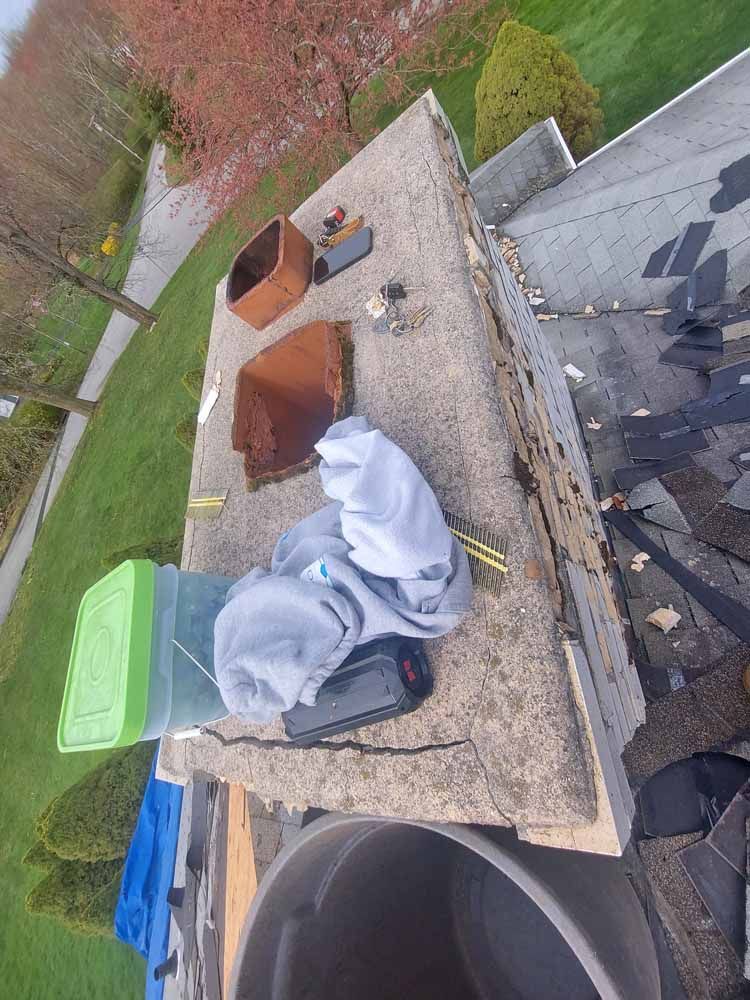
2;6;750;996
376;0;750;170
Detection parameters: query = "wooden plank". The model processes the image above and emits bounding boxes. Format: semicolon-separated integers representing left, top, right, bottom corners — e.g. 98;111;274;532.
222;784;258;991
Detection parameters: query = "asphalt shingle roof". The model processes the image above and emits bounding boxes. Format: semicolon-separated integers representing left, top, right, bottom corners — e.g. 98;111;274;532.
504;50;750;312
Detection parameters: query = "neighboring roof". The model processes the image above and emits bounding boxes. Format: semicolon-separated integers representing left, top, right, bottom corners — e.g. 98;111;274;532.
503;49;750;312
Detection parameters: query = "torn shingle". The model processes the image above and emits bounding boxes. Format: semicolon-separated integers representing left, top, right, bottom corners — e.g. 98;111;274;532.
620;411;689;436
643;237;678;278
613;453;697;491
626;429;710;460
665;221;715;276
659;326;723;369
627;478;692;533
666;251;728;312
682;391;750;429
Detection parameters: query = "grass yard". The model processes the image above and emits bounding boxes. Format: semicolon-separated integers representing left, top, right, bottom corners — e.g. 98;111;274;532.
2;5;750;995
376;0;750;170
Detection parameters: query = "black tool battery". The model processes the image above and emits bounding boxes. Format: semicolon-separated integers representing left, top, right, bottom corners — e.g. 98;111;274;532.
282;637;432;744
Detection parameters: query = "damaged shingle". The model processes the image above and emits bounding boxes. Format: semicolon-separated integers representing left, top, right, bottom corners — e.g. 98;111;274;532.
666;251;728;312
682;391;750;429
613;453;697;491
626;428;710;460
627;478;692;533
620;411;689;436
642;222;715;278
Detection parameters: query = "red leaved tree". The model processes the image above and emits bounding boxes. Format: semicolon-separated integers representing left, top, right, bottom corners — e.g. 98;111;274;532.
111;0;503;216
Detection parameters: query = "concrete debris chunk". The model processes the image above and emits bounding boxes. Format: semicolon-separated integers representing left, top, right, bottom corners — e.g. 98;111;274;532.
584;304;596;314
646;606;682;633
630;552;651;573
562;363;586;381
613;300;621;310
630;408;651;417
529;296;546;306
586;417;603;430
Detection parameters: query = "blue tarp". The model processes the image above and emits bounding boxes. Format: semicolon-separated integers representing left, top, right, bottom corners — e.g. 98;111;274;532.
115;747;184;1000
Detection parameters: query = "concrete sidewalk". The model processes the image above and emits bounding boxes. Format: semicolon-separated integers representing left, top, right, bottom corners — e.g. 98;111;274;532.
0;144;210;625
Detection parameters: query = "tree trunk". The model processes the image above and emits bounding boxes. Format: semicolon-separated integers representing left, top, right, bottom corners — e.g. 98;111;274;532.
0;376;97;416
0;225;158;327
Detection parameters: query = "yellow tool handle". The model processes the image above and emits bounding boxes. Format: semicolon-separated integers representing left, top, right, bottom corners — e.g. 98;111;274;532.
323;216;364;247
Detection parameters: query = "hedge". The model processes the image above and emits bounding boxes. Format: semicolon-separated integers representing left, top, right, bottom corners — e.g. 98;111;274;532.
22;840;60;872
475;21;603;162
181;367;205;401
175;413;197;452
36;742;154;862
25;858;122;936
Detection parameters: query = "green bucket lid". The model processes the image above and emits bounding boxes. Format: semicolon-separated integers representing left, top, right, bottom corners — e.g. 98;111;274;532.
57;560;155;753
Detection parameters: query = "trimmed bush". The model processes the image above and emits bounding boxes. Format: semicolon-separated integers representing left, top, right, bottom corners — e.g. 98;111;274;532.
102;536;183;572
36;742;154;862
197;335;210;362
175;413;197;453
22;841;60;872
80;868;123;936
182;367;205;401
25;858;122;936
475;21;603;162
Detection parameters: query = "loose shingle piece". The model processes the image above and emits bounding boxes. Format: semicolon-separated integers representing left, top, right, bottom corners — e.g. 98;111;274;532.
613;453;696;491
628;478;692;533
626;429;710;460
